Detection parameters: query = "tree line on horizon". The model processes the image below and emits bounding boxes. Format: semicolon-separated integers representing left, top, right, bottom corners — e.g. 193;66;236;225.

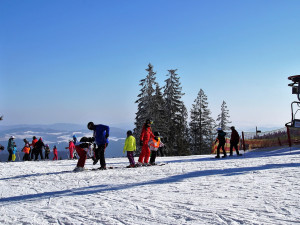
134;63;231;156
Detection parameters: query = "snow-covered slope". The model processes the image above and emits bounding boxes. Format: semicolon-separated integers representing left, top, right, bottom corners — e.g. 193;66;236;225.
0;147;299;224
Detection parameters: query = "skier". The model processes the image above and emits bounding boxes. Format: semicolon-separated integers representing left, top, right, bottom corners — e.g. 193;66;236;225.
22;139;30;160
148;131;164;165
7;136;16;162
34;137;45;161
215;128;227;158
138;119;155;166
87;122;110;170
123;130;136;168
65;140;76;159
230;126;242;156
22;144;30;161
44;144;50;159
53;145;58;160
30;136;38;160
73;137;94;172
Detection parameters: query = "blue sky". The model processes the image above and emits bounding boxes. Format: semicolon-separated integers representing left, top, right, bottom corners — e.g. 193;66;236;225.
1;0;300;131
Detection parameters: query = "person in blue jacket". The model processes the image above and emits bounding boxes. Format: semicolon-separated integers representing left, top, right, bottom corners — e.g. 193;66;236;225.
87;122;110;170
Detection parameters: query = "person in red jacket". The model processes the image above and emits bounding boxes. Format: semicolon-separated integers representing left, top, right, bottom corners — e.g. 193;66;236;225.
230;126;242;156
138;119;155;166
53;145;58;160
65;140;76;159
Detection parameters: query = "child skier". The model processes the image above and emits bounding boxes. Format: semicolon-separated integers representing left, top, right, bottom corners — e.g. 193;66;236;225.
22;144;30;161
123;130;136;168
148;132;164;165
53;145;58;160
44;144;50;159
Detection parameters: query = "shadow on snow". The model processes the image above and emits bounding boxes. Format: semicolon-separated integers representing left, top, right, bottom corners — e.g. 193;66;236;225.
0;161;299;204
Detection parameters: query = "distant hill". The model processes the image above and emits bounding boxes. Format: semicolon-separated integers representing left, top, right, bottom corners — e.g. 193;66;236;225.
0;123;128;161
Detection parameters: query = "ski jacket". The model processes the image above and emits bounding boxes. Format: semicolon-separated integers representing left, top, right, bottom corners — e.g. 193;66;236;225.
216;131;227;144
123;135;136;153
7;139;16;151
68;141;75;150
93;124;110;146
53;147;57;155
140;124;155;144
45;146;50;154
230;129;240;144
148;137;164;151
22;146;30;154
31;139;38;148
35;140;45;150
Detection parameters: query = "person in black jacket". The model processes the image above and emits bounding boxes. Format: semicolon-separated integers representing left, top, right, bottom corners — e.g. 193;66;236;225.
34;137;45;161
215;128;227;158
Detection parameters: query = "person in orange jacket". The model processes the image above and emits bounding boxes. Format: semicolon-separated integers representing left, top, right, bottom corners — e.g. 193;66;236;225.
22;143;31;161
138;119;155;166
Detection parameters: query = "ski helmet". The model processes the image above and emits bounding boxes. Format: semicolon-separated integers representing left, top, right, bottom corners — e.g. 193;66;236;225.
10;136;15;139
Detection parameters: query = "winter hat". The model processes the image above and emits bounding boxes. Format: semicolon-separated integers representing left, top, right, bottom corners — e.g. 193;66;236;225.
127;130;133;136
39;137;43;141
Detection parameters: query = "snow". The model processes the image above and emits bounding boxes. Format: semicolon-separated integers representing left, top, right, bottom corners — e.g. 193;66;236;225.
0;147;299;225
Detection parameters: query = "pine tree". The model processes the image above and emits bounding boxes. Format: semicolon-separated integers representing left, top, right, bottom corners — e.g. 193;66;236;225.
151;83;168;141
134;63;157;153
163;69;189;156
189;89;215;154
216;100;231;131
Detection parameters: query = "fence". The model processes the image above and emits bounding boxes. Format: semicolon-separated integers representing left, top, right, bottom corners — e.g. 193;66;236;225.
211;127;300;154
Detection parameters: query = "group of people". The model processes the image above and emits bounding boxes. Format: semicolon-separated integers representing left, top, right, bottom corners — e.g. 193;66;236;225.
3;119;242;169
73;119;164;172
5;136;59;162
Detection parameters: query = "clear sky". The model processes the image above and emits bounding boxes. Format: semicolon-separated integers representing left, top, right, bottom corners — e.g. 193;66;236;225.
1;0;300;131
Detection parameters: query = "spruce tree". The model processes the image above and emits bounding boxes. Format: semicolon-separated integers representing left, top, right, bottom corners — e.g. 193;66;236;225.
189;89;215;154
134;63;157;153
216;100;231;131
163;69;189;156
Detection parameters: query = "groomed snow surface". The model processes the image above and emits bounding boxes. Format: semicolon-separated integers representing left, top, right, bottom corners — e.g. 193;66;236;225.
0;147;299;225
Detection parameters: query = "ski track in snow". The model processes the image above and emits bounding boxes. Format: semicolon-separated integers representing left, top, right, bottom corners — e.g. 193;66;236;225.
0;147;300;224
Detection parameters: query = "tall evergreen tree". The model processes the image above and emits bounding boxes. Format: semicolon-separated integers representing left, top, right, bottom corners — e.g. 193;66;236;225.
134;63;157;153
216;100;231;131
163;69;189;156
151;83;168;141
189;89;215;154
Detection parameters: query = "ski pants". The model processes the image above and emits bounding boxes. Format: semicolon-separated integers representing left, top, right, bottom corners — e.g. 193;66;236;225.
45;152;49;159
94;144;106;168
127;151;135;165
150;151;157;164
7;149;13;161
230;141;240;155
75;146;87;168
69;148;74;159
23;153;30;161
35;149;44;160
217;142;226;156
53;153;58;160
138;143;150;164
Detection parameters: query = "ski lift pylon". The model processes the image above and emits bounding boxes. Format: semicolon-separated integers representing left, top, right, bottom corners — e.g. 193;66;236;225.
286;75;300;128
